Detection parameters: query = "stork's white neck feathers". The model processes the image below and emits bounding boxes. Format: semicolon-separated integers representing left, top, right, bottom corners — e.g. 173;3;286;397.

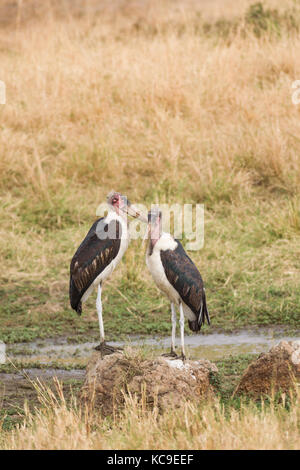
152;232;178;252
106;208;128;225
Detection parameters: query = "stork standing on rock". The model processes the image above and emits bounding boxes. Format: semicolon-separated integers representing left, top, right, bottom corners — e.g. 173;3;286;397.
146;209;210;360
69;191;147;355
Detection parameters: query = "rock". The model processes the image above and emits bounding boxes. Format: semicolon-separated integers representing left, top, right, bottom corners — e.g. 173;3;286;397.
81;349;218;416
233;340;300;399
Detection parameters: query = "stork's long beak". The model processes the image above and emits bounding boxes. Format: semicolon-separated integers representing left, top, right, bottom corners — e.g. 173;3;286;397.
142;223;151;245
124;204;148;223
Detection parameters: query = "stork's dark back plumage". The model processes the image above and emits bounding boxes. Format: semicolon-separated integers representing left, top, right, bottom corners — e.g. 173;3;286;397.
69;217;122;315
160;240;210;332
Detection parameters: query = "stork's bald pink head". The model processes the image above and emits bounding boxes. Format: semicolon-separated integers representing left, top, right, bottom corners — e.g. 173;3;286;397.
106;191;147;223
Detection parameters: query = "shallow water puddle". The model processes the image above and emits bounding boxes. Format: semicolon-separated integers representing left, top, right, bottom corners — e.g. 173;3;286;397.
7;328;300;363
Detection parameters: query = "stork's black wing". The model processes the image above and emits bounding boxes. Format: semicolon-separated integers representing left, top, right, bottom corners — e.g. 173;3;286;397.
69;218;122;315
160;241;210;332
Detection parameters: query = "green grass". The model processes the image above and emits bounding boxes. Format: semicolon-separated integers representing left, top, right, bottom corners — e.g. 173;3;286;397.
213;354;258;405
1;195;299;344
0;408;26;432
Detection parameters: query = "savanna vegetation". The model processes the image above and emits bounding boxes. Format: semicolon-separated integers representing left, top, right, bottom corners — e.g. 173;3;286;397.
1;376;299;450
0;0;299;450
0;348;299;450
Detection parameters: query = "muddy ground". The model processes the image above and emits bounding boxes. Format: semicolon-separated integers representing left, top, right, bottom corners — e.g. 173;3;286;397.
0;368;85;429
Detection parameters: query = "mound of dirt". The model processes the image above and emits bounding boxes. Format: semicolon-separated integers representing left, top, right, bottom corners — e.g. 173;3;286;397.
81;350;218;416
233;340;300;399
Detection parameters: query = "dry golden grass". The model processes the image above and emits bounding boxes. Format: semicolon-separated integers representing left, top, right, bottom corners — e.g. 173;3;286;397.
0;0;299;204
0;379;299;450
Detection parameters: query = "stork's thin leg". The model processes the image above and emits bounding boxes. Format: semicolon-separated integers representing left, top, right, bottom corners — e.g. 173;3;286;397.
96;283;105;342
171;302;177;355
179;302;186;361
162;303;178;358
95;283;122;357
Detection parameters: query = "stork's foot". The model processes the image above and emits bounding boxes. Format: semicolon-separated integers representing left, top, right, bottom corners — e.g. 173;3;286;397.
95;341;123;357
162;349;178;359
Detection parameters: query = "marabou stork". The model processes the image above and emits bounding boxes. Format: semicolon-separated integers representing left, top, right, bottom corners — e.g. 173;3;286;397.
69;191;147;355
146;209;210;360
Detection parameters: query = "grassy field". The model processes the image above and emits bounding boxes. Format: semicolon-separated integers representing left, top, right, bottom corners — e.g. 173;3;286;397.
0;0;300;449
0;0;299;344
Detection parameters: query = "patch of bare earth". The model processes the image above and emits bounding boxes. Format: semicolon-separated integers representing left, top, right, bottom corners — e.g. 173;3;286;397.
233;340;300;398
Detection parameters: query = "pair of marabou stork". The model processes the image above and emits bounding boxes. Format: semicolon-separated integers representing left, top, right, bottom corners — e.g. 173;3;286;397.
69;191;210;359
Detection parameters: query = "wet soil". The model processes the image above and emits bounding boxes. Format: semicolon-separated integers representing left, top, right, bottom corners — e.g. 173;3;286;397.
0;368;85;429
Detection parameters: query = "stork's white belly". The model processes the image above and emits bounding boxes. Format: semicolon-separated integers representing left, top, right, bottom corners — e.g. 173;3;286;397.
146;249;180;305
146;233;196;322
